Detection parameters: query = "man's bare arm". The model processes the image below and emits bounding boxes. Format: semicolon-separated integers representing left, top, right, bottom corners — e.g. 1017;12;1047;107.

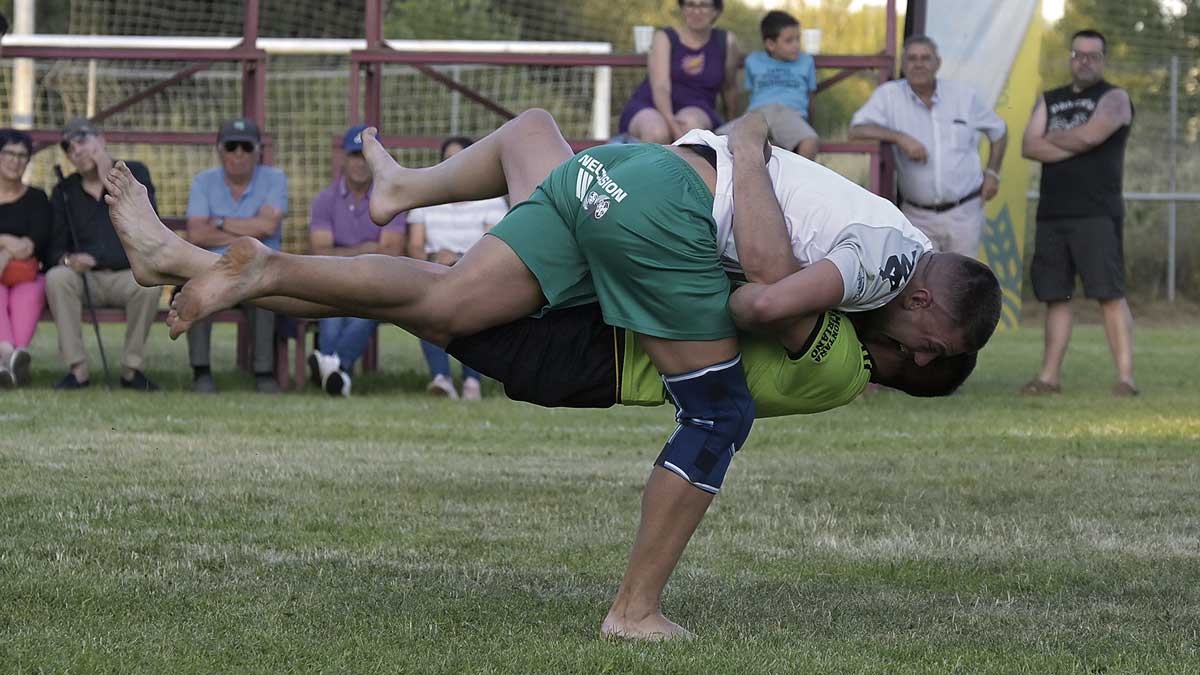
1021;96;1074;163
728;259;844;351
222;205;284;240
727;113;800;284
309;229;380;256
185;215;237;248
1045;89;1132;153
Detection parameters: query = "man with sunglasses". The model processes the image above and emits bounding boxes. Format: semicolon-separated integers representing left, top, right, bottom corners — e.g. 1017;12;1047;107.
1020;29;1136;397
183;118;288;394
44;118;161;391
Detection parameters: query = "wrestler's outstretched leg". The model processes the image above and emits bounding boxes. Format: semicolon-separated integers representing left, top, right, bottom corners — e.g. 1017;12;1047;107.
364;108;573;226
103;162;342;319
171;235;544;345
103;161;212;286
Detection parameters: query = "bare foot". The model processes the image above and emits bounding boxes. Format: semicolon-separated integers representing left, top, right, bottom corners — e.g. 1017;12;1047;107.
600;610;694;642
172;237;273;334
361;127;413;227
102;161;188;287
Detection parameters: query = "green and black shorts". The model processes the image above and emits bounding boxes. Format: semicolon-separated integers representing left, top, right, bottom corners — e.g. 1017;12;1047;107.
488;143;734;341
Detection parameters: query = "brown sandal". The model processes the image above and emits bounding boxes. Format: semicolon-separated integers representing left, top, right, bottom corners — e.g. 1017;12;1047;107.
1111;382;1140;397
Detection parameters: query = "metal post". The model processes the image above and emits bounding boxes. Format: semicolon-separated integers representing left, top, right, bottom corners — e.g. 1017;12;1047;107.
365;0;383;130
450;64;461;135
11;0;35;129
1167;54;1178;303
86;59;98;117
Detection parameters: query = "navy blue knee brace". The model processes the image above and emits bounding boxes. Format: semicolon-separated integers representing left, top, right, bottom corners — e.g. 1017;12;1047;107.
655;355;756;494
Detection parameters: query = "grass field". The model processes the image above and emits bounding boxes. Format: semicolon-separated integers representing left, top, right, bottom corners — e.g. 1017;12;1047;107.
2;320;1198;673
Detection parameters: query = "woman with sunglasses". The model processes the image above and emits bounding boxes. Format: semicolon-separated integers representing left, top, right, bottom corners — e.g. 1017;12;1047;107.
0;128;52;387
617;0;740;144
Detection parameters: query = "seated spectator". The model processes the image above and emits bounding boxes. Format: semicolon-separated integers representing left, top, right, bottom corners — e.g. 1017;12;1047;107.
45;119;160;391
716;11;820;160
406;136;508;401
617;0;739;143
0;128;52;387
307;125;407;397
184;118;286;394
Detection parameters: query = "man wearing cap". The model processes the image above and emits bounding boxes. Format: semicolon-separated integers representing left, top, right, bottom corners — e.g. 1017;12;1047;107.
305;125;406;397
45;118;161;390
184;117;287;394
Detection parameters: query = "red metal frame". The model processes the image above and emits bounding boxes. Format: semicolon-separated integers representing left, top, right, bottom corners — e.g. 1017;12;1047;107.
18;0;268;161
351;0;899;195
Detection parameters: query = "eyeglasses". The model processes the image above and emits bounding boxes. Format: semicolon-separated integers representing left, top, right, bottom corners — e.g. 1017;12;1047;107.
1070;50;1104;63
223;141;256;153
0;149;30;163
681;1;715;11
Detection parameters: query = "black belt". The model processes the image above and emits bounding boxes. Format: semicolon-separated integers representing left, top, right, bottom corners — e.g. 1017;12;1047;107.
678;144;718;171
904;188;981;213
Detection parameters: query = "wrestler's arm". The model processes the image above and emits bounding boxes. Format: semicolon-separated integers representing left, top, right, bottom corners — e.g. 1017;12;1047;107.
726;115;824;351
728;259;844;337
727;112;801;283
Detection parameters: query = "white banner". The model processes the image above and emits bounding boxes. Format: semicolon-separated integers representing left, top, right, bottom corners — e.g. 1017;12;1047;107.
924;0;1039;107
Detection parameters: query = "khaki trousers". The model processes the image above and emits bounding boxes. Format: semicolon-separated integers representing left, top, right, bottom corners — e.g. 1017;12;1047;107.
44;265;160;371
901;197;985;259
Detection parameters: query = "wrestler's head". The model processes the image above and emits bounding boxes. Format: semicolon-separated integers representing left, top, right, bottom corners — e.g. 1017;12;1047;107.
867;342;978;397
858;251;1000;365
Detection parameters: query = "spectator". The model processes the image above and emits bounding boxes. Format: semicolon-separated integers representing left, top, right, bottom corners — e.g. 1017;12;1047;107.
849;35;1007;258
0;128;52;387
306;125;407;397
45;118;160;390
716;11;819;160
406;136;507;400
1020;29;1136;397
617;0;739;144
184;118;286;394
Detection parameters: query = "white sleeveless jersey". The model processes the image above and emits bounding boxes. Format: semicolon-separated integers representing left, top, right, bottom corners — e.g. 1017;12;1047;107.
674;129;933;311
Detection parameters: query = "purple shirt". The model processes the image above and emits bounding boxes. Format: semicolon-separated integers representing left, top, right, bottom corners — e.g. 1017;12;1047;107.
308;178;406;246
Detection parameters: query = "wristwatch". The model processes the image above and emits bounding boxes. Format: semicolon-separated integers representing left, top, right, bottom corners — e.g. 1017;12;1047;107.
212;216;226;230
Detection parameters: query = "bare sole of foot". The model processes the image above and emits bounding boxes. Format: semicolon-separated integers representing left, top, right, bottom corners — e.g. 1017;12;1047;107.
102;161;186;287
172;237;272;334
600;612;694;642
361;127;411;227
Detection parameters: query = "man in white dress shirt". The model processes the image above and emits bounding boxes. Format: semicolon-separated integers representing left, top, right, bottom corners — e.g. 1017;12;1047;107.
849;35;1007;258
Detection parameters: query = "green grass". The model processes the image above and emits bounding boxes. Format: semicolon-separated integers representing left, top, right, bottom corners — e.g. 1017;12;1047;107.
2;320;1199;673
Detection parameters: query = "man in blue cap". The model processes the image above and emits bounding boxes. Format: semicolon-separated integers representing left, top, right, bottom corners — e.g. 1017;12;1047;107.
306;125;408;396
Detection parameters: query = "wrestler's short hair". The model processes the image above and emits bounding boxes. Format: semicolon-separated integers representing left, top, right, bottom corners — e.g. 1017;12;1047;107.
935;253;1002;353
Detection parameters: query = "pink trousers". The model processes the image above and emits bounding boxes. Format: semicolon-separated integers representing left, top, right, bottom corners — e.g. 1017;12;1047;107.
0;274;47;349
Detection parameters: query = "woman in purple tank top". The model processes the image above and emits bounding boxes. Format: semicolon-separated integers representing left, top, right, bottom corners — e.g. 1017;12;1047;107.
618;0;740;144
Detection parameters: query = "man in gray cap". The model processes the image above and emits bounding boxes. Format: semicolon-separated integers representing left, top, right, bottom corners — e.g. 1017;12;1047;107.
183;117;288;394
45;118;161;390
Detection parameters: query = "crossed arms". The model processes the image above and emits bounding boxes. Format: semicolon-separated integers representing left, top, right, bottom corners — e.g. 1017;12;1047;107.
1022;88;1132;164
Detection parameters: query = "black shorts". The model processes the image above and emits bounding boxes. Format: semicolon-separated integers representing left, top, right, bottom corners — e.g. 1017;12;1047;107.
1031;215;1126;302
445;303;620;409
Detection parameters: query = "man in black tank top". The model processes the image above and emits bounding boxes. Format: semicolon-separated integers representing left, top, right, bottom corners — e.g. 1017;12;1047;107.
1019;29;1138;397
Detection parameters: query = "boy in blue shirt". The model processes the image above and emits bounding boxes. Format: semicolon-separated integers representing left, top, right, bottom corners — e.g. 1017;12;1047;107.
718;11;819;159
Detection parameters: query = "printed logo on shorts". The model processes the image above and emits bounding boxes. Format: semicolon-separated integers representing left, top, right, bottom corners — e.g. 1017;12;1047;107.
584;190;610;220
574;154;628;203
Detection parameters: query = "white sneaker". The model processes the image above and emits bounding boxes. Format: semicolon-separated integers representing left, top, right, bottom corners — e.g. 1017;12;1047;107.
324;368;352;397
426;374;458;399
462;377;482;401
10;349;32;387
316;353;350;397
